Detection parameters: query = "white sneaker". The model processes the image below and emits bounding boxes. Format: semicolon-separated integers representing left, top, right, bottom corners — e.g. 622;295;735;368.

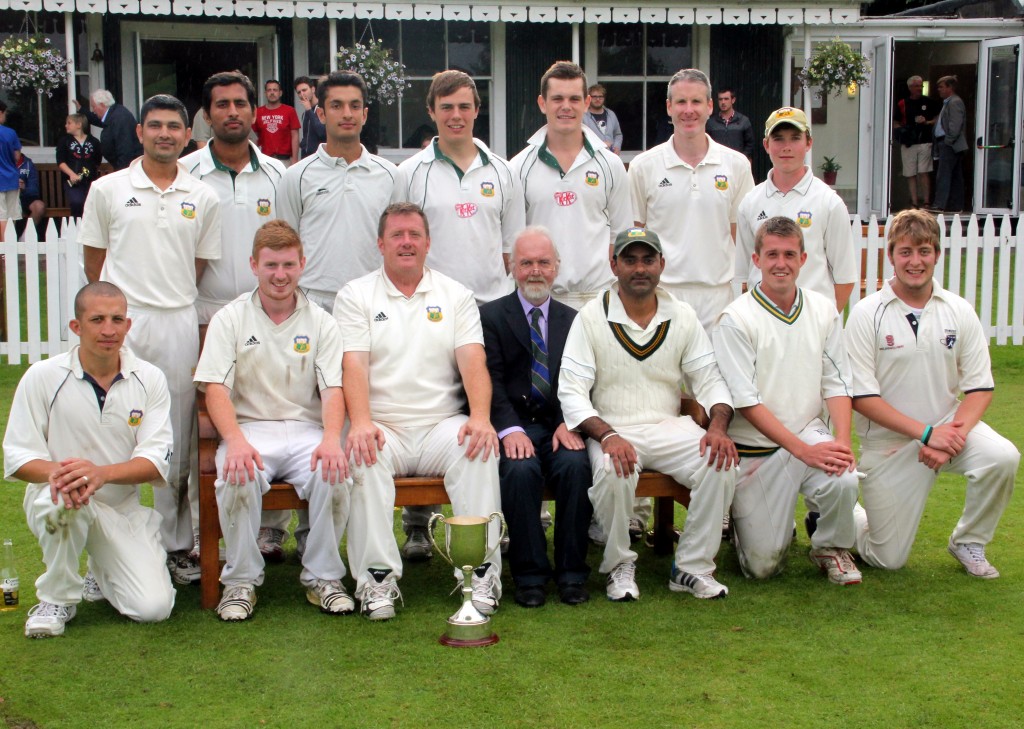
628;517;646;544
187;533;200;561
668;568;728;599
588;518;607;546
306;579;355;615
948;539;1000;579
25;602;77;638
257;527;286;563
401;526;433;561
606;561;639;601
82;571;106;603
809;547;862;585
360;568;403;621
540;508;553;532
167;551;201;585
217;584;256;621
467;564;501;616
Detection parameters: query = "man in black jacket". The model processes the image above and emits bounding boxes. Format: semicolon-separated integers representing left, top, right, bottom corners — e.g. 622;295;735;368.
480;227;593;607
77;90;143;170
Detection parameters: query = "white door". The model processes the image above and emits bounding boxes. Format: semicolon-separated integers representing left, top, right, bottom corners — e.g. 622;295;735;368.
974;37;1023;215
868;36;894;217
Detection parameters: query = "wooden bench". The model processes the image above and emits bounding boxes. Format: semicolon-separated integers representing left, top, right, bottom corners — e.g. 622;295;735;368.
34;163;113;220
197;392;691;609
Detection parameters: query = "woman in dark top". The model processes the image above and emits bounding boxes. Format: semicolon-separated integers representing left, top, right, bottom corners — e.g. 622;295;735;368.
55;113;102;218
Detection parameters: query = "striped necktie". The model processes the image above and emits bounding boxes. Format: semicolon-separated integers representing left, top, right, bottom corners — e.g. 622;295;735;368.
529;307;551;403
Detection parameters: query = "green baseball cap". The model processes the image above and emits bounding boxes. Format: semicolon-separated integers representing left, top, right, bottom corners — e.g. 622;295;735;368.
613;227;663;257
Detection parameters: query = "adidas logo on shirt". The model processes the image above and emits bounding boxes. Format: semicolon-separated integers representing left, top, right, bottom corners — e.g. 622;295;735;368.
658;178;672;188
756;210;768;221
125;197;141;207
373;312;388;322
244;335;260;346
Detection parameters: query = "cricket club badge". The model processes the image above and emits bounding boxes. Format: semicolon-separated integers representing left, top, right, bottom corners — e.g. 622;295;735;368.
585;170;600;187
796;211;812;228
180;202;197;220
714;175;729;191
256;198;271;216
293;335;311;353
128;409;143;426
426;306;443;322
942;329;957;349
480;182;495;198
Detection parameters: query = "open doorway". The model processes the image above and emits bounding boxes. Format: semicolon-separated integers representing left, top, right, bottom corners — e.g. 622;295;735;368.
890;41;977;213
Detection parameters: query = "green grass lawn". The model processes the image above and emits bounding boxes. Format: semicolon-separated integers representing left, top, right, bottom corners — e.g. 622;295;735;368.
1;349;1022;728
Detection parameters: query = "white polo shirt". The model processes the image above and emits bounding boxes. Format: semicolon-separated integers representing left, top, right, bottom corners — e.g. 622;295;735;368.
335;266;482;429
394;138;523;304
78;159;222;309
181;142;286;319
714;285;851;454
194;288;343;426
3;347;173;509
735;167;856;306
629;136;754;287
278;144;397;295
845;278;994;451
511;125;631;296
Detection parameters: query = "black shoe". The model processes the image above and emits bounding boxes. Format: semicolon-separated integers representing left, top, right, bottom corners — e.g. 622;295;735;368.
514;585;546;608
805;511;820;539
558;583;590;605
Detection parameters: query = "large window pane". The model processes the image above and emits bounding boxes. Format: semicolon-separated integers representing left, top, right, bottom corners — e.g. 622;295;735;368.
602;81;644;151
401;20;444;77
448;22;490;76
308;19;331;76
399;79;431;147
0;12;71;146
598;24;644;76
646;24;691;76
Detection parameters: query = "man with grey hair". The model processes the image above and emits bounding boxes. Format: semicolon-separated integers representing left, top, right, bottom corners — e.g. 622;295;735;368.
480;226;593;607
893;75;940;209
76;90;142;170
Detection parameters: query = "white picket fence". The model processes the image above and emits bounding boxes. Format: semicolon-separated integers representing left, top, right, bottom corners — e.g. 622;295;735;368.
0;213;1021;365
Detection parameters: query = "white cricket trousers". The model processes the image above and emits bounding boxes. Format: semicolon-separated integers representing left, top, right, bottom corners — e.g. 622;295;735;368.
855;419;1018;570
348;415;502;598
660;283;735;334
126;304;198;553
731;419;859;579
215;420;351;588
587;417;736;576
24;485;175;622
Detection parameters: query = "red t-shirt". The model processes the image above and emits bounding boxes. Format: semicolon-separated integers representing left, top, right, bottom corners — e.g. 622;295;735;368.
254;104;301;157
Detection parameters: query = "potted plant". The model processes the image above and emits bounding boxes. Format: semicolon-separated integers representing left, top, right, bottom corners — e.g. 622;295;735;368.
799;37;871;99
335;37;409;153
0;34;68;97
820;156;841;185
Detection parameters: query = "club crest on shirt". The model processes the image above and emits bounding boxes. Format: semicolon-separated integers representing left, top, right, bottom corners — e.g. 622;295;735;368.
480;182;495;198
796;211;812;228
554;191;577;206
293;335;310;353
455;203;478;218
585;170;599;187
128;409;143;426
880;334;903;351
714;175;729;191
256;198;271;216
426;306;443;322
180;202;196;220
942;329;957;349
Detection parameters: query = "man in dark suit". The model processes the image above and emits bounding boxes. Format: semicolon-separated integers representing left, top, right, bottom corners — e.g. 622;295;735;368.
932;75;968;213
77;90;143;170
480;227;593;607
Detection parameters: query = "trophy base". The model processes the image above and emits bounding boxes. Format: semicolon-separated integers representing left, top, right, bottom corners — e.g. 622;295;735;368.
438;603;499;647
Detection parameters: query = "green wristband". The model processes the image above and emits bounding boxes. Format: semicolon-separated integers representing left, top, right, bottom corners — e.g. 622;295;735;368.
921;425;933;445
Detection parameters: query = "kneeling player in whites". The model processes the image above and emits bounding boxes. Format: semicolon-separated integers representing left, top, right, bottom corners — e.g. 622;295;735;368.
5;283;176;637
194;220;353;621
559;228;737;602
714;217;862;585
845;209;1018;576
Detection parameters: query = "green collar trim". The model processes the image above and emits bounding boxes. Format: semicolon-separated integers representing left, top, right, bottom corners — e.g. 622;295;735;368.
602;291;671;361
752;285;803;325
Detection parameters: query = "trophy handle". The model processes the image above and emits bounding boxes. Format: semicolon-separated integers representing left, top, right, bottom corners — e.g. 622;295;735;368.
481;511;507;566
426;512;454;568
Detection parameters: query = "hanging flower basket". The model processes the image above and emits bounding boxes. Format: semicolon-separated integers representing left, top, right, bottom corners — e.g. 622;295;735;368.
0;35;69;97
335;39;409;106
799;37;870;99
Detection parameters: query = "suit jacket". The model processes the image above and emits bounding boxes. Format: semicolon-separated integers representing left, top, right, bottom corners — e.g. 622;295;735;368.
938;94;969;153
86;104;143;170
480;291;577;433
